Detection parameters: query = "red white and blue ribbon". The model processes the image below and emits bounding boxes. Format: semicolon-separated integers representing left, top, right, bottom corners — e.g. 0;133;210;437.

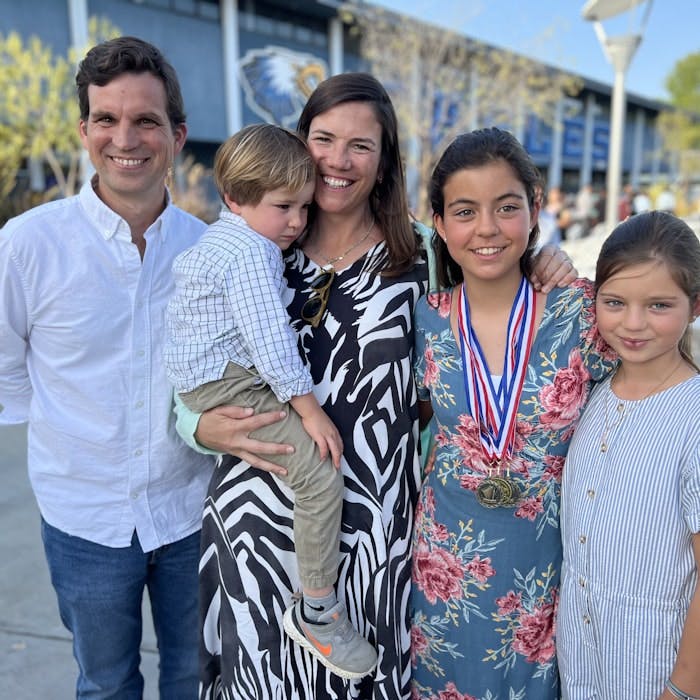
457;276;537;467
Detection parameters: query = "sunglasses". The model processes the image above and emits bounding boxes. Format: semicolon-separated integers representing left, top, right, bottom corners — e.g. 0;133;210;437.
301;267;335;327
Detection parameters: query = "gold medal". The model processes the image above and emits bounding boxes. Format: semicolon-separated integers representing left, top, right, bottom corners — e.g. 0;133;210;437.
476;474;521;508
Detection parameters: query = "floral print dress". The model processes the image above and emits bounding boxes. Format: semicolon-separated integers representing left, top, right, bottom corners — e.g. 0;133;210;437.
410;280;615;700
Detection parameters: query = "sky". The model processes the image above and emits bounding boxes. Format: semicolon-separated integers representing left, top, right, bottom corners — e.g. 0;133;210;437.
372;0;699;102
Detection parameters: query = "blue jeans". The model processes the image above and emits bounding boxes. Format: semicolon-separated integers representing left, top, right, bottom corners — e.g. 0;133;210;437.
41;519;199;699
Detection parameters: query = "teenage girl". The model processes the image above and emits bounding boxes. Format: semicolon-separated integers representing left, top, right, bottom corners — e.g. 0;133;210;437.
409;128;615;698
558;210;700;700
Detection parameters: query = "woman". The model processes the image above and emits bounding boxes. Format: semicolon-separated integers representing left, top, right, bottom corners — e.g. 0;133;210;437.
182;76;575;700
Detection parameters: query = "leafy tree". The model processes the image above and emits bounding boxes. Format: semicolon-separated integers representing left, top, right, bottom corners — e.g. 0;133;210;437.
0;18;119;203
666;52;700;116
340;4;581;221
656;51;700;212
657;51;700;153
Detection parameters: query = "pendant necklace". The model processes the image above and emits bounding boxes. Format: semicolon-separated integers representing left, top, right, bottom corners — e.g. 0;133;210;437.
599;358;683;453
316;217;375;267
457;277;537;508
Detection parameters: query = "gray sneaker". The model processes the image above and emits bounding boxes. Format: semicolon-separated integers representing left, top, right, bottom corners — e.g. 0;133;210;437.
283;599;377;679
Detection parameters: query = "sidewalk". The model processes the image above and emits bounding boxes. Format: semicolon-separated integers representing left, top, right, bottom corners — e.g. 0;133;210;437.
0;424;159;699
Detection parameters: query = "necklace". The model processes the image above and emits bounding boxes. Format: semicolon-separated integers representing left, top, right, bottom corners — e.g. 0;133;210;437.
600;358;683;453
316;217;375;267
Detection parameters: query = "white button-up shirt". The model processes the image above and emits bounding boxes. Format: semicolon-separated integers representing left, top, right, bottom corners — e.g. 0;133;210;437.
0;180;213;551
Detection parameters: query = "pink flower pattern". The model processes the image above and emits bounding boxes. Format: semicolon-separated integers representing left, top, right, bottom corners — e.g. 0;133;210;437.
538;348;591;430
413;543;466;605
427;291;452;318
410;281;615;699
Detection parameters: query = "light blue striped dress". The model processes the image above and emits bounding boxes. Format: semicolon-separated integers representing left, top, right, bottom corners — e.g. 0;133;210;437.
558;373;700;699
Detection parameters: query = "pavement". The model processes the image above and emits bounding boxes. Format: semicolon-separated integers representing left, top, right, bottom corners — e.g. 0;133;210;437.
0;424;159;699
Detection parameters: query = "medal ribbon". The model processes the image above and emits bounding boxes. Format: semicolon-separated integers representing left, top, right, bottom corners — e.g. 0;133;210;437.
457;277;537;469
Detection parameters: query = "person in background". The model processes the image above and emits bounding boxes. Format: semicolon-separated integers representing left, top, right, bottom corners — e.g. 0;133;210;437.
536;184;564;249
619;182;635;220
0;36;284;699
409;128;615;699
633;186;652;215
656;183;677;214
558;211;700;700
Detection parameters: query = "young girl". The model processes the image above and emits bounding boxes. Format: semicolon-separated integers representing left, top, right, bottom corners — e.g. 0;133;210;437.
409;128;615;699
558;211;700;700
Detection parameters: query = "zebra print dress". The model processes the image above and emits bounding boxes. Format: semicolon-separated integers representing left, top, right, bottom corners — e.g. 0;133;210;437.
199;243;428;700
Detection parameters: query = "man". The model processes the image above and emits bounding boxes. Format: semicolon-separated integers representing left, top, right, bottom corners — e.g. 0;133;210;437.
2;37;211;699
1;36;290;698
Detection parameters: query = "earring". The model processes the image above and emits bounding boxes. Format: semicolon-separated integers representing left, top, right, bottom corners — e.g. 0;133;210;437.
376;175;383;185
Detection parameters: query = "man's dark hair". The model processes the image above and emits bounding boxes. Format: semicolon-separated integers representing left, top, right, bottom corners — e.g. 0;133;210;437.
76;36;185;128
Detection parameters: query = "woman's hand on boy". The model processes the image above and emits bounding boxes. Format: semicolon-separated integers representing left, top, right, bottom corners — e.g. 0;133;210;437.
195;404;292;476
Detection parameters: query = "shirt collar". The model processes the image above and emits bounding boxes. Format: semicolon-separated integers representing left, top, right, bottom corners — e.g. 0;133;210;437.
79;176;173;240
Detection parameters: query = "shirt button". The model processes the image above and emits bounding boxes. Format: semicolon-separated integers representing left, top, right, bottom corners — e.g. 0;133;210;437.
135;400;144;408
131;492;139;500
579;534;587;544
134;449;142;456
583;614;591;624
579;577;586;588
137;350;145;357
587;489;595;498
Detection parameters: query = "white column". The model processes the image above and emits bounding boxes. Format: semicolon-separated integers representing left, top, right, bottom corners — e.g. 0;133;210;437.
598;27;640;231
328;17;343;75
513;95;526;144
406;48;421;213
468;63;479;131
651;120;662;180
630;108;645;186
548;98;564;190
68;0;91;185
67;0;89;49
220;0;241;136
580;93;596;186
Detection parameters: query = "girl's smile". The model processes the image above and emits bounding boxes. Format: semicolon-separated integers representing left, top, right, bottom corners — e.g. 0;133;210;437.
434;159;538;286
596;259;699;374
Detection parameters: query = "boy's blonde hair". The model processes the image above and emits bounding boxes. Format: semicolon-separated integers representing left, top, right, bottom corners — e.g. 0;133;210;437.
213;123;316;205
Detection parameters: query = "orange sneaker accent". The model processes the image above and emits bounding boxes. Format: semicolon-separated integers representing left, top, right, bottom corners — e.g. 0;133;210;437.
301;623;332;657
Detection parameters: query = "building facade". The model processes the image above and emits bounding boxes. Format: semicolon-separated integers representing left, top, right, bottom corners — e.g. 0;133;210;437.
0;0;674;203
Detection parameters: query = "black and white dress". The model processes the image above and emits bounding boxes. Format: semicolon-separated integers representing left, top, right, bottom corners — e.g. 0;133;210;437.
199;243;428;699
